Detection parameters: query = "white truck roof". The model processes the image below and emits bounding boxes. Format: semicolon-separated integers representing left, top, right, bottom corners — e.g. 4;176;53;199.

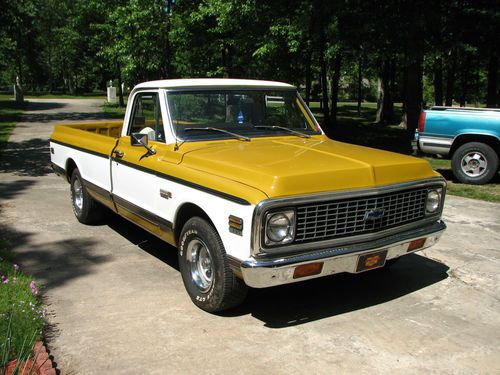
133;78;296;91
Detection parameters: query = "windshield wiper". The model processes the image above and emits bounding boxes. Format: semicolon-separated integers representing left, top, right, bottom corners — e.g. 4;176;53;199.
184;127;250;141
254;125;311;138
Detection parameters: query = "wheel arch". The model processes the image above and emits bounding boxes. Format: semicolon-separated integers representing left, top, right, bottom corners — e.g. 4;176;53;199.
65;158;78;183
174;202;217;246
451;134;500;157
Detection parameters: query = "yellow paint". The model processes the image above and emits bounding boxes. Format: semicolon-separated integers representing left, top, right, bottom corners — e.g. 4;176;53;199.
52;122;122;155
53;123;439;205
115;136;268;204
178;135;439;199
116;203;163;238
86;189;116;211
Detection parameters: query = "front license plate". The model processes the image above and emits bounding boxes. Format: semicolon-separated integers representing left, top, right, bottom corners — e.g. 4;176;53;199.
356;250;388;273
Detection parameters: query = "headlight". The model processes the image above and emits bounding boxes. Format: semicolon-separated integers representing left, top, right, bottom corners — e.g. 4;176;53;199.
426;189;442;214
265;210;295;245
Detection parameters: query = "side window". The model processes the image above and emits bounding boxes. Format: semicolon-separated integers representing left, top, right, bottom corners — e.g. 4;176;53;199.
129;92;164;142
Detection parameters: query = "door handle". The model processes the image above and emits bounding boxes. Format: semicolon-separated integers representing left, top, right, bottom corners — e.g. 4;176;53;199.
113;150;124;158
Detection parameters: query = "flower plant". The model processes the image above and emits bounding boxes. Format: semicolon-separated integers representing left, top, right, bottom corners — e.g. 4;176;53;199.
0;243;45;372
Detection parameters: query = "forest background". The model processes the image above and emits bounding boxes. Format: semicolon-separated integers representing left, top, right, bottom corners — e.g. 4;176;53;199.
0;0;499;139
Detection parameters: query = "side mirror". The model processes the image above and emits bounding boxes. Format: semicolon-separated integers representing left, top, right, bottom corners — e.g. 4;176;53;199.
131;133;156;155
131;132;148;146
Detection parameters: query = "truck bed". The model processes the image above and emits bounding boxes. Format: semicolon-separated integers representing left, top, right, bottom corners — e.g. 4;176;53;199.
50;121;123;157
54;121;124;138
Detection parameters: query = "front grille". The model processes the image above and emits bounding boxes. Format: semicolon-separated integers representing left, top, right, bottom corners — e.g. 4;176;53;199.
294;187;429;244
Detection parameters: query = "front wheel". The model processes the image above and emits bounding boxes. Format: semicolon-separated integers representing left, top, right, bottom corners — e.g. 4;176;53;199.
451;142;499;184
178;217;248;313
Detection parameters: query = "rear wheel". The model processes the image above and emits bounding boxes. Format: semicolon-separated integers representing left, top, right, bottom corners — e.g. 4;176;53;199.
178;217;248;313
451;142;499;184
70;169;106;224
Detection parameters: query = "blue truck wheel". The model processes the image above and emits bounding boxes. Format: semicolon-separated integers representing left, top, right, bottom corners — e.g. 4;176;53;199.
451;142;499;184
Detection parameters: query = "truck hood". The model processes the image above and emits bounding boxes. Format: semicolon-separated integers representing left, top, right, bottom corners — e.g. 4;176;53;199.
180;136;438;198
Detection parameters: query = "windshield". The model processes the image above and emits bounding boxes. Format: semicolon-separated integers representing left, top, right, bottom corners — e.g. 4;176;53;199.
166;90;321;141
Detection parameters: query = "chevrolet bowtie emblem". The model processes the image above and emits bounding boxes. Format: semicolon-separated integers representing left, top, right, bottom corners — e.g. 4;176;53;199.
364;208;385;221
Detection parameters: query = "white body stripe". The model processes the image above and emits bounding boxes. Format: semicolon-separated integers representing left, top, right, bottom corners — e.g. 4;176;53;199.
51;143;111;191
51;142;255;261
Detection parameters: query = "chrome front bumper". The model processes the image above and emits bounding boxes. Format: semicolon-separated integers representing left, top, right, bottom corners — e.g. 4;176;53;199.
237;220;446;288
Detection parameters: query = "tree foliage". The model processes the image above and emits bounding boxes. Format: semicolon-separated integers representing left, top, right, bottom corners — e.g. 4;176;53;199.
0;0;498;135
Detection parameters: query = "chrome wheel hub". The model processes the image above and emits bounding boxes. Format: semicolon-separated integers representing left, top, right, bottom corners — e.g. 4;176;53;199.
73;178;83;211
461;152;487;177
187;239;213;293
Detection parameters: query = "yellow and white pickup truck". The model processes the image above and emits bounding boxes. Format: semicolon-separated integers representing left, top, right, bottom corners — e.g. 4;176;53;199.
50;79;446;312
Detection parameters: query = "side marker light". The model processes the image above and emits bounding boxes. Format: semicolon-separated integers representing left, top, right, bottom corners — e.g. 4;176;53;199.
293;262;324;279
407;238;426;252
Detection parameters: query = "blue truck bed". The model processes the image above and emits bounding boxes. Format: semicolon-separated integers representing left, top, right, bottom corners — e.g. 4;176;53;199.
415;106;500;184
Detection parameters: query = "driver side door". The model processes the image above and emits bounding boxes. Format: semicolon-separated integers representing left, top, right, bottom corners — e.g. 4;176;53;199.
111;91;168;237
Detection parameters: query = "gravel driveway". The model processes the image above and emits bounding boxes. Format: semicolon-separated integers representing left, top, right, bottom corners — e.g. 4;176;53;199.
1;99;499;374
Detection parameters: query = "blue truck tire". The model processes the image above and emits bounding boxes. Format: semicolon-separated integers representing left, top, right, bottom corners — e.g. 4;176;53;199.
451;142;499;184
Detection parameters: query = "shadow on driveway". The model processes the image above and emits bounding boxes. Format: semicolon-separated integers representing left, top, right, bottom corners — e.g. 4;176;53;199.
0;138;52;176
104;212;449;328
107;214;179;271
0;179;110;290
23;101;68;112
16;100;122;123
230;254;449;328
17;111;124;123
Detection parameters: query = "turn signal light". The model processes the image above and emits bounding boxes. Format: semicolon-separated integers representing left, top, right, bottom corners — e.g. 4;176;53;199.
407;238;426;252
293;262;323;279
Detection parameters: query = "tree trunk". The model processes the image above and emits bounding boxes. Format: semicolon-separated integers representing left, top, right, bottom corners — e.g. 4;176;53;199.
318;15;329;125
305;61;312;105
433;57;443;106
445;50;456;106
304;11;315;105
117;61;125;107
486;51;498;108
161;0;173;79
329;53;342;126
404;57;423;143
222;43;231;78
389;58;396;111
357;57;362;115
375;59;393;124
459;53;471;107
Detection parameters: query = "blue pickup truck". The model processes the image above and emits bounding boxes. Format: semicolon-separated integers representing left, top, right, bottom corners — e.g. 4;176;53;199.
415;106;500;184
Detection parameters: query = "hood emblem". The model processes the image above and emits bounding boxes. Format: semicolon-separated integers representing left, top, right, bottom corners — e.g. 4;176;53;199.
364;208;385;221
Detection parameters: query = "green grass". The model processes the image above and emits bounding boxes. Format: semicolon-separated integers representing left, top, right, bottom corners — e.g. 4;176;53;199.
103;102;127;119
0;99;25;147
0;241;44;369
314;102;411;154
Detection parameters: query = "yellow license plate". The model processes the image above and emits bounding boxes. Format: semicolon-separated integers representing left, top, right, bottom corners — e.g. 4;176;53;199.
356;250;388;272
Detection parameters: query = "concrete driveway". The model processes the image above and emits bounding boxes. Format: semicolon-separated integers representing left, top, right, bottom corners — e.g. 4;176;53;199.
1;99;499;374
